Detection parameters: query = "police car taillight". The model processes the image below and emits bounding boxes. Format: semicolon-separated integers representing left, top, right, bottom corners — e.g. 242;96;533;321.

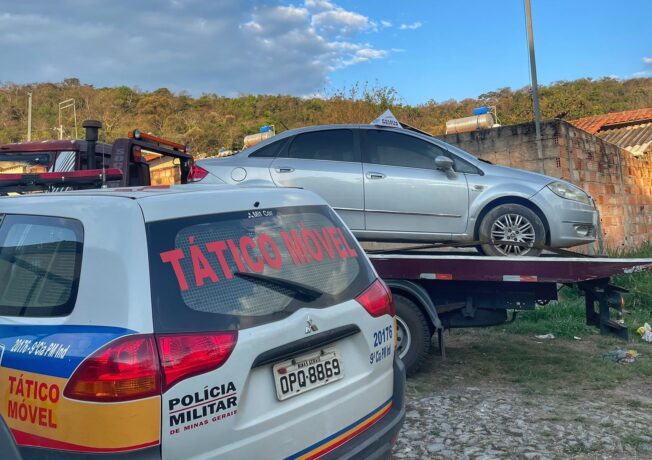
356;279;395;317
157;332;237;391
64;335;161;402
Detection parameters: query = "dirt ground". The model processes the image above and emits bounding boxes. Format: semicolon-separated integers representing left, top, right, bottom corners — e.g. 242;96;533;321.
392;329;652;459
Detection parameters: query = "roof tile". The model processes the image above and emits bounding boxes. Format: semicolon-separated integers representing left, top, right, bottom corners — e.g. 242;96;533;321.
569;108;652;134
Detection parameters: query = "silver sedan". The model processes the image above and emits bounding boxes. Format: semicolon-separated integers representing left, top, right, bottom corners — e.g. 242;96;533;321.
198;124;598;256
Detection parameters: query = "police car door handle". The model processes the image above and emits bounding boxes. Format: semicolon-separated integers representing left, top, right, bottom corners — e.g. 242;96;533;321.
275;167;295;173
366;172;386;180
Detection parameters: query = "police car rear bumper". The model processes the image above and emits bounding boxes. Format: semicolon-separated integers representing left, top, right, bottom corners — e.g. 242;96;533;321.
12;445;160;460
322;355;406;460
1;415;160;460
4;358;406;460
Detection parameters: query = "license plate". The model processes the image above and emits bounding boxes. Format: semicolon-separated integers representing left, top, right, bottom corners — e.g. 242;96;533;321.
273;347;343;401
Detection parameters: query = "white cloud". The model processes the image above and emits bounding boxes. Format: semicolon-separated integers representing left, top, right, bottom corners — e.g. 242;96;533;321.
632;70;652;78
380;20;392;28
355;48;387;60
304;0;335;11
0;0;390;96
643;57;652;65
399;21;422;30
312;8;375;35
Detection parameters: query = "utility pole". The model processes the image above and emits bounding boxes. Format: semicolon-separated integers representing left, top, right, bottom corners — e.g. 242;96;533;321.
27;92;32;141
524;0;545;174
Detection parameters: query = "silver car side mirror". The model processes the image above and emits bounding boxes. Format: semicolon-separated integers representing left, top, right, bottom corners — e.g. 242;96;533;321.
435;156;456;179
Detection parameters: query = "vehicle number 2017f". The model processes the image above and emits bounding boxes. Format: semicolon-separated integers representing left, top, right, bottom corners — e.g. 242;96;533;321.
373;325;393;347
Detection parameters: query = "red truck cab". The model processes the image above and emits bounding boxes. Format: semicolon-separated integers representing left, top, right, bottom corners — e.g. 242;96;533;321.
0;120;200;194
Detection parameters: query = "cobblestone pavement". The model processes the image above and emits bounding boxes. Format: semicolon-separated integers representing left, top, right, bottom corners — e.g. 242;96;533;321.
391;333;652;459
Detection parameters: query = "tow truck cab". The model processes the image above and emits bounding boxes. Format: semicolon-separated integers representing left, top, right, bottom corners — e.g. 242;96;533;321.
0;121;202;194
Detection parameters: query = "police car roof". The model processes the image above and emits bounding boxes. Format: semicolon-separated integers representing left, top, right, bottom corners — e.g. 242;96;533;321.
0;183;325;223
1;183;254;200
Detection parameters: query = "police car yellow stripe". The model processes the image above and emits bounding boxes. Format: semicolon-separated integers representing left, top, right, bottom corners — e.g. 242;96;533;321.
287;399;392;460
1;359;160;452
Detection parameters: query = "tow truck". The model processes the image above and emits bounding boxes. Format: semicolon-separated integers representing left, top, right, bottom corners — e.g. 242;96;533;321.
368;245;652;375
0;120;203;193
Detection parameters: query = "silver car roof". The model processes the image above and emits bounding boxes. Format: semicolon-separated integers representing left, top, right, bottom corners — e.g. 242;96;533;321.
236;124;481;164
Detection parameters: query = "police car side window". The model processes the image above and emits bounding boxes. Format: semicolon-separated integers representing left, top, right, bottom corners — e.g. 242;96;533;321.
0;215;83;317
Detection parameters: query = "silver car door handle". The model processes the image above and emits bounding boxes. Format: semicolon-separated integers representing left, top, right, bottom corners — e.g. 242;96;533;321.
275;167;295;173
366;172;386;180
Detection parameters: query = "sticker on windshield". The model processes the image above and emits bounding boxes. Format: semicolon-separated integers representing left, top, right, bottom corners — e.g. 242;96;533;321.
159;223;358;292
149;206;373;322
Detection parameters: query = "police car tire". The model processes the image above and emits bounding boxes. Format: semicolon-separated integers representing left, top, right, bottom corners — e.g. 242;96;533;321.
394;294;431;377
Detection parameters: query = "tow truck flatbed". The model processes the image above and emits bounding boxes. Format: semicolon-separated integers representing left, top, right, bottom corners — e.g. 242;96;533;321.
366;250;652;376
370;254;652;284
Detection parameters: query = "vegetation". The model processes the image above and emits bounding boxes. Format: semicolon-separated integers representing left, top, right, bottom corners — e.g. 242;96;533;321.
1;77;650;156
502;243;652;338
430;330;652;396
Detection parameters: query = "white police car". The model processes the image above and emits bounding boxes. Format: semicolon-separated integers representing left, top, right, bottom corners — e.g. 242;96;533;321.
0;184;404;459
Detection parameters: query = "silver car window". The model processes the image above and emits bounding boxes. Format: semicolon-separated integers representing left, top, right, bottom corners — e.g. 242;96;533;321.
249;138;287;158
284;129;356;162
364;130;447;169
364;130;479;174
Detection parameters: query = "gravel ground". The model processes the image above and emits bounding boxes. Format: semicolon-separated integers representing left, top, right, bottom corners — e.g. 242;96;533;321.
391;332;652;459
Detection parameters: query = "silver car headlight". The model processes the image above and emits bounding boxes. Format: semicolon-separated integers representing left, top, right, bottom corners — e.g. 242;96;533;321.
547;181;592;205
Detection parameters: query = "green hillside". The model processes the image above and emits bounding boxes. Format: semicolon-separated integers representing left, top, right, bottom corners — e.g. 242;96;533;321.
1;77;650;156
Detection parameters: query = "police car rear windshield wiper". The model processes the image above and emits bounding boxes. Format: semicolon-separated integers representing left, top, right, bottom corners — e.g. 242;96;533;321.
234;271;323;301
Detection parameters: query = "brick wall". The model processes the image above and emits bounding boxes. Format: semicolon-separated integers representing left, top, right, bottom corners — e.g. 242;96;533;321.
150;160;180;186
438;119;652;251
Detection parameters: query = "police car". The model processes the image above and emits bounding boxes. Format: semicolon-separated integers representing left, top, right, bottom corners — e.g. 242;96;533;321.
0;184;404;459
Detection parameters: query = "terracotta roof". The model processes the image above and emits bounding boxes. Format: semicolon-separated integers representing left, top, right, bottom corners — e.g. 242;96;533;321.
597;122;652;157
569;108;652;134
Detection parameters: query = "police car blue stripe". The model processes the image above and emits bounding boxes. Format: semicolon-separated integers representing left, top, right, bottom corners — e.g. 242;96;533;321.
0;325;134;378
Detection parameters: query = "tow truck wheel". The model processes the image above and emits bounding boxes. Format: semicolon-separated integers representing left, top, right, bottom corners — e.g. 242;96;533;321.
394;294;431;377
479;203;545;257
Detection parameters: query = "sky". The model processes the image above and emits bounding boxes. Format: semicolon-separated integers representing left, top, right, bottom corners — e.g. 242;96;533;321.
0;0;650;105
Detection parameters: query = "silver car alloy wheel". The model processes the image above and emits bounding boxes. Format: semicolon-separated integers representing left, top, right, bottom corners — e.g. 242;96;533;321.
490;213;536;256
396;315;412;360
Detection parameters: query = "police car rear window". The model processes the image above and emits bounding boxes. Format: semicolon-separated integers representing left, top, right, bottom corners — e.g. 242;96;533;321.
147;205;375;332
0;215;83;317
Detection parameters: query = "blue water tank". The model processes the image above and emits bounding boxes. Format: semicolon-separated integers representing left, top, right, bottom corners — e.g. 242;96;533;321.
472;106;490;115
259;125;272;133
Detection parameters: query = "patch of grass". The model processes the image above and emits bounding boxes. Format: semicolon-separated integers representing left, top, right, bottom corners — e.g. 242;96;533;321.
500;296;597;338
625;399;640;408
563;442;603;455
500;243;652;338
620;434;648;450
606;243;652;331
422;331;652;396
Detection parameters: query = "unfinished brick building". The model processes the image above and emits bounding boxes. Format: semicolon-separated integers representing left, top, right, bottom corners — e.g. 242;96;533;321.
438;116;652;252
